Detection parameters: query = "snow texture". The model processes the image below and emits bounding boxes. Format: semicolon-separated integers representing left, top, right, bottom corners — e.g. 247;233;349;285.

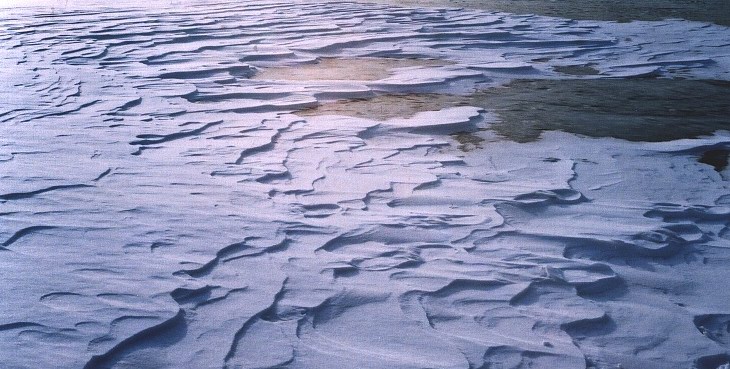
1;1;729;369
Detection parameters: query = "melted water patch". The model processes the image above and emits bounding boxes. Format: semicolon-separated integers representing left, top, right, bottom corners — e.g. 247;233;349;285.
553;64;600;76
699;149;729;172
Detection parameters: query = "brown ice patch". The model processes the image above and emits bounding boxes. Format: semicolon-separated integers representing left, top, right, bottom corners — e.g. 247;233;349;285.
452;131;485;151
297;79;730;143
296;93;470;120
253;57;450;82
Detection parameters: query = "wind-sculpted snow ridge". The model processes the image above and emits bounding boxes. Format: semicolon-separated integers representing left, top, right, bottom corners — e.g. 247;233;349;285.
1;1;730;368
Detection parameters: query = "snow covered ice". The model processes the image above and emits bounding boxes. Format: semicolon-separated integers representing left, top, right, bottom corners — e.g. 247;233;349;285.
1;1;730;368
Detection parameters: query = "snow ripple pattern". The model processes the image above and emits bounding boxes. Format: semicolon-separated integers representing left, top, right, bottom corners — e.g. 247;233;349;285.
1;1;730;369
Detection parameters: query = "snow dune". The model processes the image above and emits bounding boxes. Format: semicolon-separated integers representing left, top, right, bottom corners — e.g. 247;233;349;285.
1;1;729;368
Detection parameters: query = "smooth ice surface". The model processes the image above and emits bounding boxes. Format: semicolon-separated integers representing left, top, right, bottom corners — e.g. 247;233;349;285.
1;1;730;369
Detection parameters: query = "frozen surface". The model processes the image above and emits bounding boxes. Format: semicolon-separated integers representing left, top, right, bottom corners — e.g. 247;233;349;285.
1;1;730;369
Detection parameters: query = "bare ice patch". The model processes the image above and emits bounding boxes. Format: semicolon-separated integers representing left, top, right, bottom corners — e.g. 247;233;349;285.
348;0;730;26
253;57;451;82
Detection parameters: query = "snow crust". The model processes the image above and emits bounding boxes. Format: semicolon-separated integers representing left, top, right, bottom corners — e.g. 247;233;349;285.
1;1;729;368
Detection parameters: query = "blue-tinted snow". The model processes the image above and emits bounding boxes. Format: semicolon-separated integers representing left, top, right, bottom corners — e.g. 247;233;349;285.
1;1;729;368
